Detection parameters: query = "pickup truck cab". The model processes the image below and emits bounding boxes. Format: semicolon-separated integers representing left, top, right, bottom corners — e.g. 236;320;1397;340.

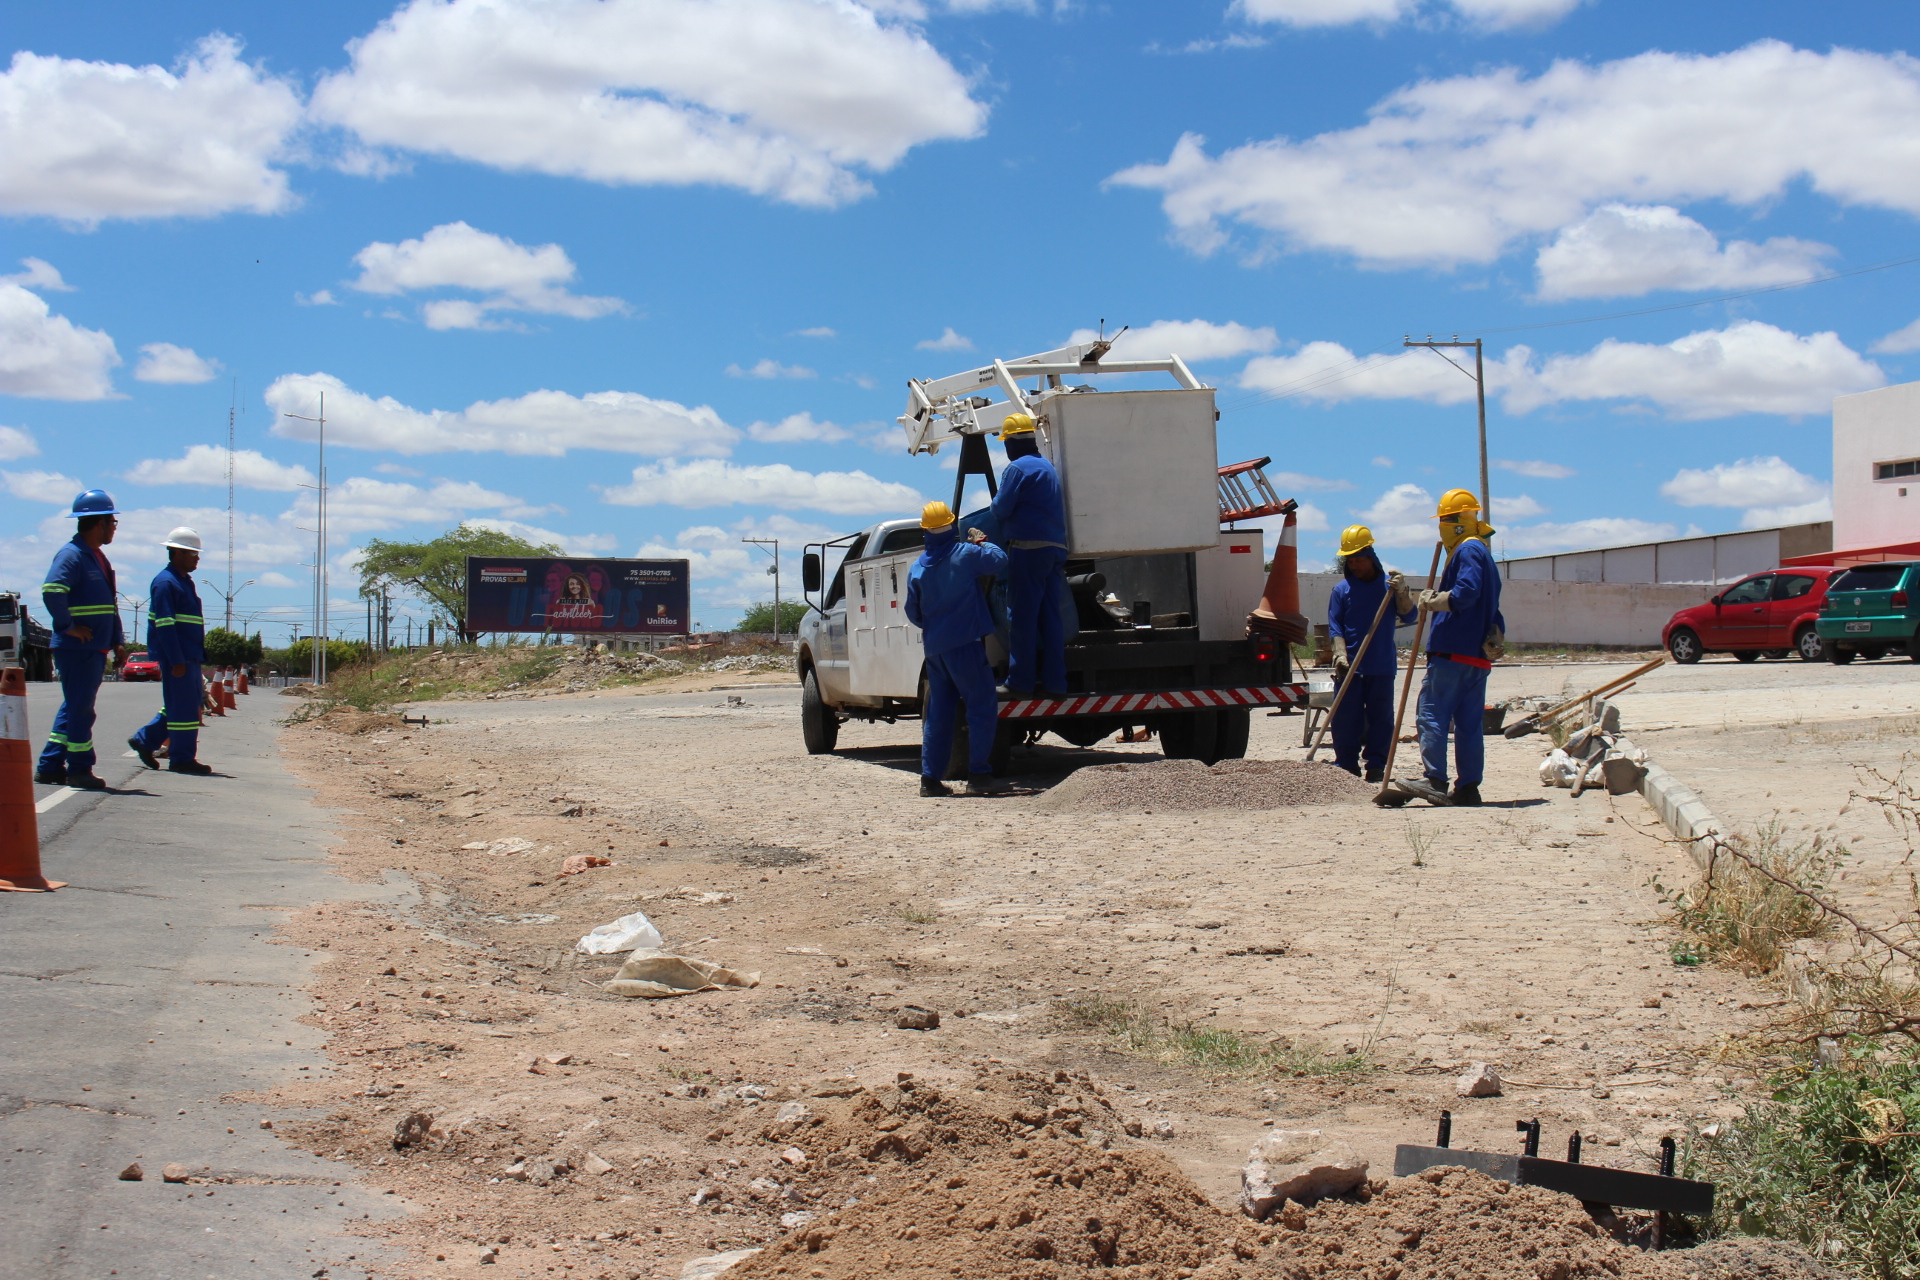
1663;567;1837;664
1815;562;1920;663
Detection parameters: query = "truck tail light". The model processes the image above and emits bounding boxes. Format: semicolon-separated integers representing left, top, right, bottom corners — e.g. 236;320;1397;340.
1895;591;1909;607
1251;634;1278;664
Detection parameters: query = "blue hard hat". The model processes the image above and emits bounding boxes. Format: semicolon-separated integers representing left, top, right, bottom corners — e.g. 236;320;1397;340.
71;489;118;517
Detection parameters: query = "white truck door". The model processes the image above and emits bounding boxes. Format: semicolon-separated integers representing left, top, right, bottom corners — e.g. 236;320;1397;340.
1194;529;1267;642
852;552;924;697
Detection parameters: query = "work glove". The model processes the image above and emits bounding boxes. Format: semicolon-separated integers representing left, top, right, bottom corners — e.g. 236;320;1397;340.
1388;571;1415;614
1330;635;1349;680
1418;589;1452;612
1483;625;1506;663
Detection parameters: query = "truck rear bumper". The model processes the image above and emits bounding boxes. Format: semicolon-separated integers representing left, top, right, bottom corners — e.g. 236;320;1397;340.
999;683;1306;720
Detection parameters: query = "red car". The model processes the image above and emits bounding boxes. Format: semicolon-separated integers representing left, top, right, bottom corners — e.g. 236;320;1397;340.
1663;567;1838;664
121;651;161;681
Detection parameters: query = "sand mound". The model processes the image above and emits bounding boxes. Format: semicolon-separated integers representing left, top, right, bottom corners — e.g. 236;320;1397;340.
311;708;407;735
1034;759;1374;813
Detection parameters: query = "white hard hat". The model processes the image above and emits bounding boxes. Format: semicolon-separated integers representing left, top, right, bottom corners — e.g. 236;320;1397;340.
164;527;202;552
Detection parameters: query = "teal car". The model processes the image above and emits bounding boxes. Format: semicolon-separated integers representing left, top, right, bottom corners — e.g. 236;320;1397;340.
1815;562;1920;663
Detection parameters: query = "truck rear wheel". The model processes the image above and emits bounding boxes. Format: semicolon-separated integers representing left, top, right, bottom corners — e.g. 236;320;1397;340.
1160;709;1217;762
800;669;839;754
1211;708;1250;762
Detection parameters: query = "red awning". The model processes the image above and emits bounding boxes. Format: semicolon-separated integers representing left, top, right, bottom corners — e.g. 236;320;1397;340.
1781;539;1920;568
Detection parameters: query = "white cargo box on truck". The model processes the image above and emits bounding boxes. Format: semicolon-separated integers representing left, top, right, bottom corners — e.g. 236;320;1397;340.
1046;388;1220;557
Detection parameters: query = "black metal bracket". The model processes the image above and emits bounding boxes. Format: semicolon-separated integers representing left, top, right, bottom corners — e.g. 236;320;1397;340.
1394;1138;1714;1219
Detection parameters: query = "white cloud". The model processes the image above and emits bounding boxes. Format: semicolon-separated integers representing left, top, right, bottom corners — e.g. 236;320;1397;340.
916;327;974;352
460;517;617;555
296;289;338;307
0;425;38;460
1067;319;1278;363
1491;493;1546;520
133;342;222;384
287;475;554;536
1495;458;1574;479
1236;0;1581;26
746;412;852;443
599;459;920;515
308;0;988;208
347;222;626;330
1534;205;1834;300
0;36;302;223
257;571;298;589
1660;456;1831;530
1243;322;1883;419
2;258;70;291
88;505;306;571
372;461;423;476
1265;471;1353;493
2;469;83;505
1497;517;1680;555
124;444;314;491
794;326;836;338
1111;41;1920;267
265;372;739;457
1351;484;1438;549
1371;456;1392;468
0;283;119;399
1870;318;1920;355
726;359;815;380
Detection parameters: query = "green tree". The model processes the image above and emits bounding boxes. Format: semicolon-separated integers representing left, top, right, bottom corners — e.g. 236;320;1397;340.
262;638;368;676
738;599;808;634
203;627;264;667
358;525;560;642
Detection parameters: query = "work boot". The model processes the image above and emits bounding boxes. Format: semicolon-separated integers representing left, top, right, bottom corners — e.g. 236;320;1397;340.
1364;768;1385;784
965;773;1010;796
33;770;65;786
168;760;213;776
1449;783;1482;807
918;776;952;798
66;771;108;790
128;736;159;770
1396;777;1454;806
1334;762;1361;778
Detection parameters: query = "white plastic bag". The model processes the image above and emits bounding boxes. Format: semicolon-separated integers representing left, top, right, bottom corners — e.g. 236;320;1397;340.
576;910;664;955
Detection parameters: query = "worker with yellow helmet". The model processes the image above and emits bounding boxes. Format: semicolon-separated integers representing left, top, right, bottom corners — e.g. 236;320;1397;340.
1325;524;1416;781
905;501;1011;796
1392;489;1505;807
989;413;1070;697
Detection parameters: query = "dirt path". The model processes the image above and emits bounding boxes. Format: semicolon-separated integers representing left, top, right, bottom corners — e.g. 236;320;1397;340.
261;677;1793;1278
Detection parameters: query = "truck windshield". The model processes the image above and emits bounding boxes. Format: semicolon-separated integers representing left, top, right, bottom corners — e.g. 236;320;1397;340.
1831;565;1912;592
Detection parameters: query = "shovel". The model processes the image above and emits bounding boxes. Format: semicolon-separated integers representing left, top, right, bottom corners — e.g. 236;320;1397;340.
1501;654;1667;739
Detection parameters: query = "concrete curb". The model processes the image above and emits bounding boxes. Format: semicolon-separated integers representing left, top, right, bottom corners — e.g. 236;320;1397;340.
1636;760;1723;873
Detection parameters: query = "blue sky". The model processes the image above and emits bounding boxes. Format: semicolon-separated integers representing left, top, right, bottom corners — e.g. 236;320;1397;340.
4;0;1918;638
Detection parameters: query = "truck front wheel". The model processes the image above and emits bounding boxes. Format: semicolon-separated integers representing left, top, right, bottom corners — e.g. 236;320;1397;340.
801;669;839;754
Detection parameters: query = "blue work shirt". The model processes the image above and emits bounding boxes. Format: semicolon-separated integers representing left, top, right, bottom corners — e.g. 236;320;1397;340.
991;453;1067;546
906;528;1008;658
146;564;205;667
1327;551;1416;676
1427;538;1505;661
42;536;124;653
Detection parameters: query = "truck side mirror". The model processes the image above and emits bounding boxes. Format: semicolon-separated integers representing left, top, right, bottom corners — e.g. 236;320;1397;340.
802;553;822;594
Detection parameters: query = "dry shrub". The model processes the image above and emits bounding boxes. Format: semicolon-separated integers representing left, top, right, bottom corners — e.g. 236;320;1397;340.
1654;820;1843;974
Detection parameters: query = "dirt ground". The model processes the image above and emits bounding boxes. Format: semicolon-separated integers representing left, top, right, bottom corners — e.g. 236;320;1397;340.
250;663;1823;1279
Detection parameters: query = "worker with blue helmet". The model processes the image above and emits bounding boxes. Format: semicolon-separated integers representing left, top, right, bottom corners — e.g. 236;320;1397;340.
36;490;128;789
905;501;1010;797
1326;525;1417;782
128;527;211;775
989;413;1069;696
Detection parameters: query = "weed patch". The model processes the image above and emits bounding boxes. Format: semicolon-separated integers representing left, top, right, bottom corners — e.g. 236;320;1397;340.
1653;819;1843;973
1054;994;1370;1078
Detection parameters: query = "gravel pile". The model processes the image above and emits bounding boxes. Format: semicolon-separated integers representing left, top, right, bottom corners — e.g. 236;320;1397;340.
1033;758;1374;813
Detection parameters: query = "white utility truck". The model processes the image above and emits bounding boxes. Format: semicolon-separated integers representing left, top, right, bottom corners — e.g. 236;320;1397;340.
794;340;1304;775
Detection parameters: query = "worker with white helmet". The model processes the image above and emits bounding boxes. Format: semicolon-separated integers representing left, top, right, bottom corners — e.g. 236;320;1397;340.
1394;490;1505;807
905;501;1010;797
1326;525;1416;782
128;527;212;776
36;489;128;789
989;413;1069;696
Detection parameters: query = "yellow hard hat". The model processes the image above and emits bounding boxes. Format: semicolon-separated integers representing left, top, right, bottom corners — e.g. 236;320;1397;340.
1338;525;1374;556
1436;488;1481;518
997;413;1036;439
920;501;957;530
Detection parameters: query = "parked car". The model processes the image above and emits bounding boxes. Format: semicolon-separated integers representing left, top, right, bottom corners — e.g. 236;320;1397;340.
121;651;161;681
1815;561;1920;664
1663;567;1840;664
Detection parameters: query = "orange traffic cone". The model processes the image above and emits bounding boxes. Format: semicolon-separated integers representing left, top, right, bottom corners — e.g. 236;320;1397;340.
236;667;249;695
1;667;64;892
1247;507;1310;645
208;672;227;717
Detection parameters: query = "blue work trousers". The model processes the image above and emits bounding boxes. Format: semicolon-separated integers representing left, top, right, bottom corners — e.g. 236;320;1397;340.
39;648;106;775
1330;671;1394;775
1006;545;1069;695
132;664;202;764
921;644;1000;780
1416;656;1489;787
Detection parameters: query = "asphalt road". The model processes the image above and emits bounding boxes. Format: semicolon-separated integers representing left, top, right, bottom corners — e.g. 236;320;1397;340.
4;683;404;1280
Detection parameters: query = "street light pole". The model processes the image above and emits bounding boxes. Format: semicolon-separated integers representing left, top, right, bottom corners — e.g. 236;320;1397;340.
1403;335;1491;541
741;537;783;642
284;392;327;682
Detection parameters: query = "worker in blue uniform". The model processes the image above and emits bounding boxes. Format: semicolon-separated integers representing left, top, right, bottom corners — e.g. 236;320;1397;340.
129;527;212;776
905;501;1010;797
989;413;1069;696
1326;525;1417;782
1394;489;1506;807
36;489;128;789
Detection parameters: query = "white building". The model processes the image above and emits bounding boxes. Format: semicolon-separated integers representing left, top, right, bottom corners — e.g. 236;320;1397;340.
1832;379;1920;553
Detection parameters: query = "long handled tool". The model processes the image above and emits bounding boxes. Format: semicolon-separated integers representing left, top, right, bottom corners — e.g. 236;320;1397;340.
1501;653;1667;738
1375;542;1445;800
1304;582;1396;762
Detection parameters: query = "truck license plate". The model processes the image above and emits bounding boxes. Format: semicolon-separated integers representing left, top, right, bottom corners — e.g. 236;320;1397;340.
1846;621;1872;632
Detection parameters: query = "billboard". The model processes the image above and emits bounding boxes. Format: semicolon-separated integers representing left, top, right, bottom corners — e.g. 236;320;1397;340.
465;557;690;635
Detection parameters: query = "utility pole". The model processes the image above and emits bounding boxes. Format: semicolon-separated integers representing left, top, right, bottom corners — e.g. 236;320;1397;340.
741;537;782;642
1403;335;1490;542
284;392;327;682
225;381;237;631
